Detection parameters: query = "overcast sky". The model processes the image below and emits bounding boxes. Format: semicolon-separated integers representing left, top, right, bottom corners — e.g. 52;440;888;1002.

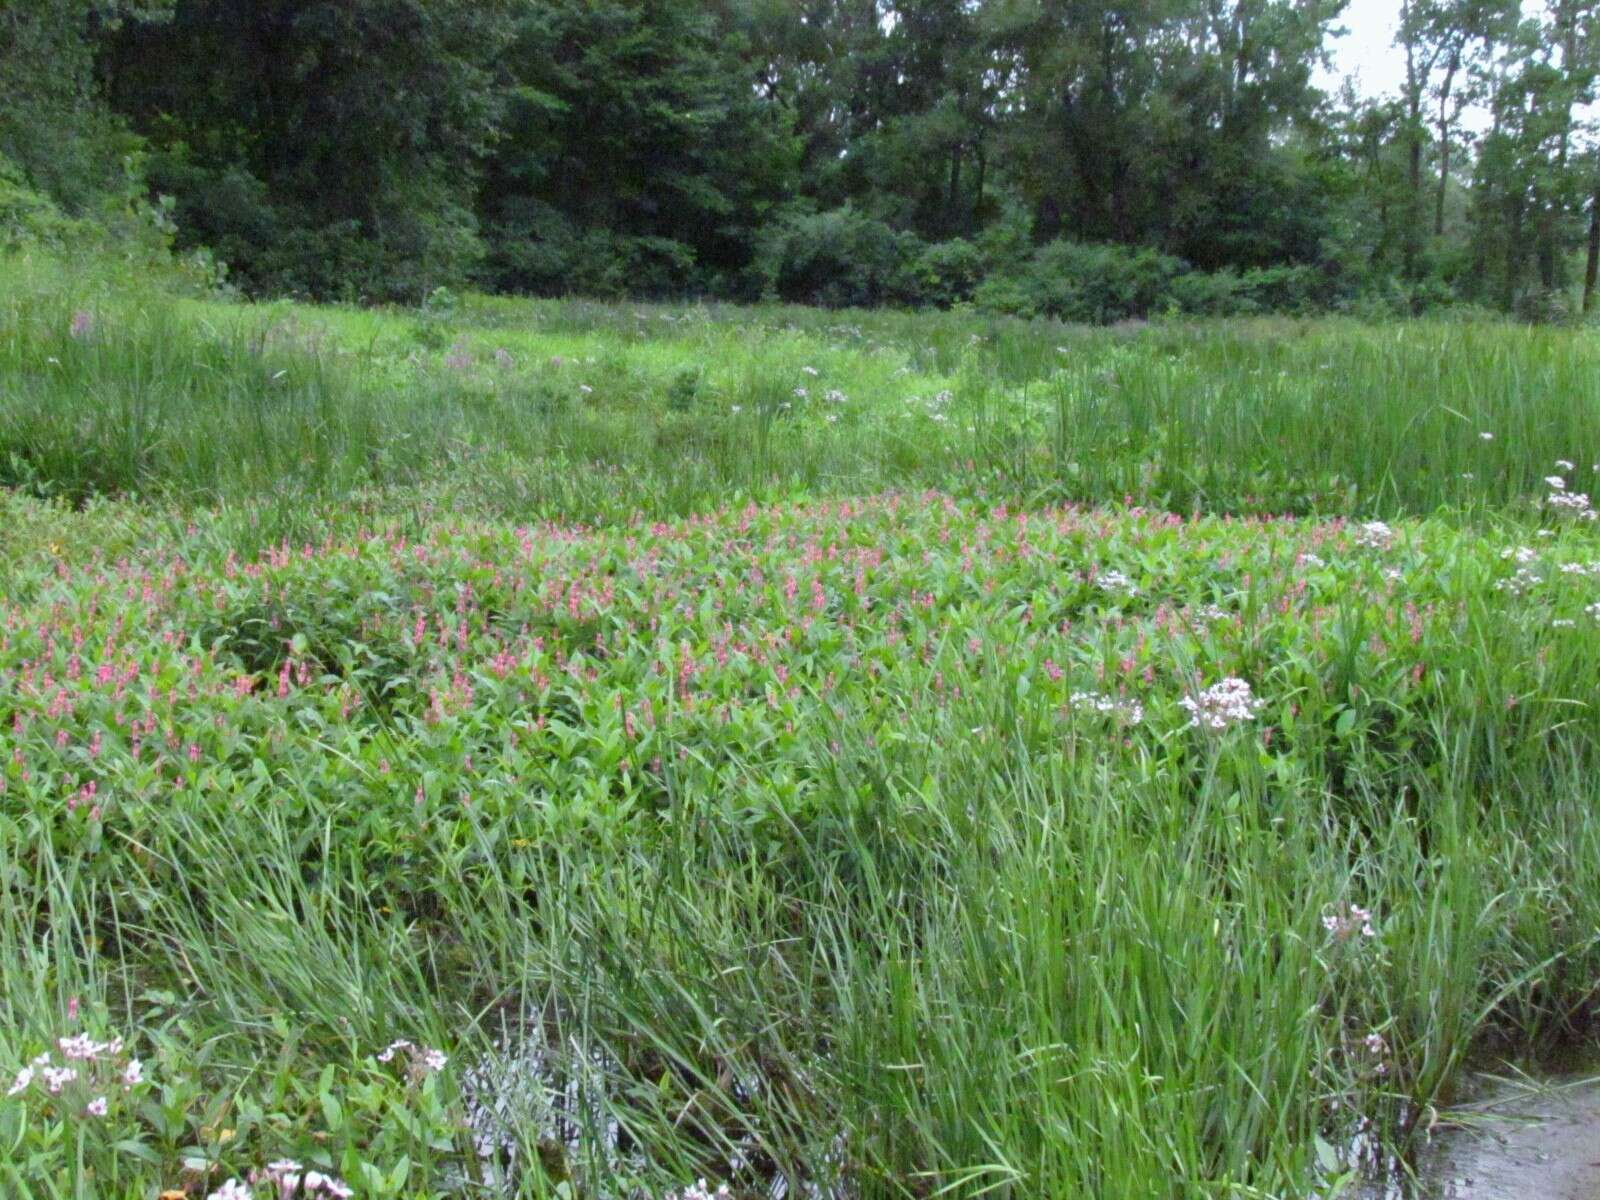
1320;0;1409;98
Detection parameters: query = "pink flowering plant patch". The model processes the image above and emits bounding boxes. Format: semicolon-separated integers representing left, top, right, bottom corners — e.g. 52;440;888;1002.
4;462;1600;1195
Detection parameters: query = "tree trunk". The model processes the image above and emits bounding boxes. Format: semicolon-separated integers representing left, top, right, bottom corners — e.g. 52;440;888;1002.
946;147;962;236
1434;136;1450;237
1504;195;1524;311
1584;185;1600;314
1538;209;1558;291
1434;52;1459;237
972;141;986;227
1401;18;1425;283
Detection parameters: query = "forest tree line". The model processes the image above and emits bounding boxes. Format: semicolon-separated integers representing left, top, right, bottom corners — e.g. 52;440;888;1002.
6;0;1600;319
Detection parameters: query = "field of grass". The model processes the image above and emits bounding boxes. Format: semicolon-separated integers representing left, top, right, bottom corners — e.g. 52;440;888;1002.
3;253;1600;1199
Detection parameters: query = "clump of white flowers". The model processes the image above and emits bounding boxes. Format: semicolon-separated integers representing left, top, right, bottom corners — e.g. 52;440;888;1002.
376;1039;448;1086
665;1181;731;1200
1322;903;1377;942
1094;568;1139;596
1545;474;1597;519
7;1031;147;1124
1068;691;1145;725
1494;568;1542;596
1351;521;1395;550
1179;677;1264;732
207;1169;355;1200
245;1159;354;1198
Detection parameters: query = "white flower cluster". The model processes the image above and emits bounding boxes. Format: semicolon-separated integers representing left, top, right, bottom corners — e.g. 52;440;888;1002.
1094;569;1139;596
665;1181;731;1200
907;389;955;423
1322;902;1376;941
1191;603;1232;623
1179;677;1263;732
1351;521;1394;550
376;1039;448;1085
1495;568;1542;595
7;1033;146;1123
1068;691;1145;725
229;1159;354;1199
1545;475;1597;519
1501;546;1538;565
824;388;847;404
1558;561;1600;578
207;1171;354;1200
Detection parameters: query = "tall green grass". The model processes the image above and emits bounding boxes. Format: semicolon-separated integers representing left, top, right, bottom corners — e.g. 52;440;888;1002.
5;254;1600;526
4;255;1600;1198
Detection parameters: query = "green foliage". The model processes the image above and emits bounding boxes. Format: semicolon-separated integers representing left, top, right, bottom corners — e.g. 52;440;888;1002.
477;0;796;298
6;454;1600;1194
100;0;512;301
0;156;82;250
6;272;1600;1196
14;0;1600;317
0;0;172;216
975;240;1184;322
753;205;925;307
8;253;1600;526
906;237;985;307
1164;263;1333;316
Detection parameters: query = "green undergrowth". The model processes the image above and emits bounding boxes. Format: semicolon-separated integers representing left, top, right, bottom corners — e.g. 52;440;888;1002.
4;254;1600;529
4;253;1600;1197
3;483;1600;1197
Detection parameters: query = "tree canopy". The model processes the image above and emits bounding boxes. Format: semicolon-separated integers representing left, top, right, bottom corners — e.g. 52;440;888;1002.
9;0;1600;315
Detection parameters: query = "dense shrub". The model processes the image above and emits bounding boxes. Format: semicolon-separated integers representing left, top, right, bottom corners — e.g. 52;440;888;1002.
0;155;82;249
974;240;1186;322
142;152;484;302
906;238;985;307
484;200;699;298
753;206;925;308
1164;263;1330;316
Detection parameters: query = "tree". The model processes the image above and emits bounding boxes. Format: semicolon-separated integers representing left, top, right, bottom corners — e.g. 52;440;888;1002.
1394;0;1515;284
478;0;797;296
0;0;170;212
99;0;513;298
992;0;1343;269
1462;3;1599;311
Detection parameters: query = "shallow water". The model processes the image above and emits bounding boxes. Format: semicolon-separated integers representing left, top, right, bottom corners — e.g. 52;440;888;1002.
459;1024;850;1199
464;1024;1598;1199
1422;1071;1600;1199
1372;1057;1600;1200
